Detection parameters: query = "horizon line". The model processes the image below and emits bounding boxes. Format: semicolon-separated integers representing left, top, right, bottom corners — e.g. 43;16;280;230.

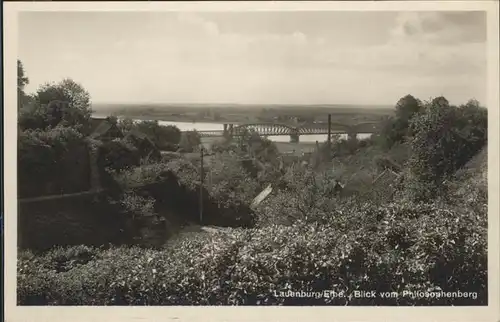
90;102;396;108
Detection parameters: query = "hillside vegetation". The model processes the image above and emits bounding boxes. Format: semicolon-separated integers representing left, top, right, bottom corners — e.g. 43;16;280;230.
17;61;488;305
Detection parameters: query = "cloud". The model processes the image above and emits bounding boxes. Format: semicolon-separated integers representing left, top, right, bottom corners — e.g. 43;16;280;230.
389;11;486;45
162;12;485;78
328;11;486;80
19;11;487;105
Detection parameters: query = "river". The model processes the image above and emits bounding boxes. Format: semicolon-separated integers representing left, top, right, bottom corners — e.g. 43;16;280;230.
94;115;373;144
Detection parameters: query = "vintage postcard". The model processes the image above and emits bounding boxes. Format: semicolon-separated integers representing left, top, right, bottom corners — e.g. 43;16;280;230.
3;1;499;321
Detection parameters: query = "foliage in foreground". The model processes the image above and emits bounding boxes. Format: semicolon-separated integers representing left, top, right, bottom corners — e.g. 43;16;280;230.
19;78;93;133
18;199;486;306
18;126;91;197
406;98;487;201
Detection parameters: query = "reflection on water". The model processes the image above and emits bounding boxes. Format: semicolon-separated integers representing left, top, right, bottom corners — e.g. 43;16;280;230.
267;133;373;143
157;120;224;132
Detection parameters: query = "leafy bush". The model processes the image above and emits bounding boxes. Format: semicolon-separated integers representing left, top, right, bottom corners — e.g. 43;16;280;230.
113;158;201;192
18;103;50;131
18;126;91;197
112;160;173;188
377;94;422;150
210;138;239;154
406;98;487;201
127;120;182;150
329;135;367;157
255;165;365;226
19;78;93;133
178;130;201;152
114;191;169;247
97;139;141;174
20;245;99;273
109;156;257;228
213;129;280;170
118;192;156;218
18;198;486;306
207;152;260;210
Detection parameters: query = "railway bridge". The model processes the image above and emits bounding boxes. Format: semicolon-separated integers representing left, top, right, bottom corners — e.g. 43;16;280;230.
196;122;381;143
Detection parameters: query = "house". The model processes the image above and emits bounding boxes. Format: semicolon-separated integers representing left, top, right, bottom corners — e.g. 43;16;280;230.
89;117;123;141
124;129;161;161
89;117;107;133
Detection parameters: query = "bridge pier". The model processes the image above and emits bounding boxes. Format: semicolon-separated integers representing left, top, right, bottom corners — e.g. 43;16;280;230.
223;124;235;139
290;131;300;143
347;129;357;141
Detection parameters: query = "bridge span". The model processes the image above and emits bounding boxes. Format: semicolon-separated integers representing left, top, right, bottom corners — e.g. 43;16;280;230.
194;122;381;142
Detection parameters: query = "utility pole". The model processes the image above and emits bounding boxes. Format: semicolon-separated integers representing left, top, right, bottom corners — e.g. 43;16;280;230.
199;145;204;225
327;114;332;160
327;114;332;147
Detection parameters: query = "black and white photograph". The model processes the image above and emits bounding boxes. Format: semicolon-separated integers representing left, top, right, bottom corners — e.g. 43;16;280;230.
3;1;500;321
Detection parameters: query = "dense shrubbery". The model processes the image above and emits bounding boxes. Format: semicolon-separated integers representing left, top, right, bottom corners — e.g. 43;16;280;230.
210;129;282;189
118;119;182;151
97;139;142;174
18;198;486;305
405;98;487;201
18;126;91;197
19;78;93;134
106;155;259;231
178;130;201;152
207;152;260;210
17;62;488;307
378;94;422;150
17;63;98;196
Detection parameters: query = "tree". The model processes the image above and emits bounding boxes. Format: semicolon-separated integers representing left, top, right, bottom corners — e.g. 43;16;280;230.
178;130;201;152
135;120;159;138
378;94;422;149
249;137;279;165
134;120;181;150
395;94;421;120
17;60;29;90
18;125;88;197
106;116;118;125
430;96;450;109
234;128;280;167
211;137;239;154
406;97;487;201
17;60;30;110
20;78;93;132
17;59;32;111
117;117;136;135
207;152;260;208
97;139;141;177
160;125;182;146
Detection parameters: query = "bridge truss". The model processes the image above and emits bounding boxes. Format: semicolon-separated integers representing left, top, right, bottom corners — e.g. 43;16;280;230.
196;122;380;138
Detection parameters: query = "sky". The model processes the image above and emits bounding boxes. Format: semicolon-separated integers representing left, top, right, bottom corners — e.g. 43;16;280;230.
18;11;487;106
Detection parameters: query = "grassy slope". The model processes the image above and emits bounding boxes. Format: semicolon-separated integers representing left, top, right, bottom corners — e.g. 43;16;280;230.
331;143;409;183
452;146;487;197
456;146;487;180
